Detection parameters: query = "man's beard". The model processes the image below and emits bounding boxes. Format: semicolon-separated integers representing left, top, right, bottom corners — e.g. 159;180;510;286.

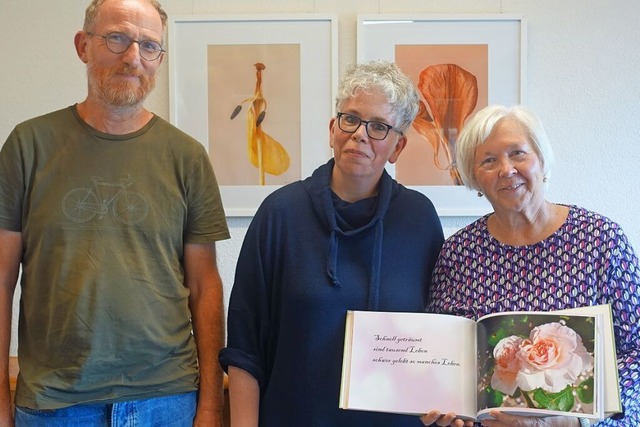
87;63;156;107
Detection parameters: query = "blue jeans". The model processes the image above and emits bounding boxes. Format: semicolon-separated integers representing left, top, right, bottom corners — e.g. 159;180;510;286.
14;391;197;427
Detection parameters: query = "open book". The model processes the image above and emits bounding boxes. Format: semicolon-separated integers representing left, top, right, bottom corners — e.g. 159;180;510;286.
339;304;621;422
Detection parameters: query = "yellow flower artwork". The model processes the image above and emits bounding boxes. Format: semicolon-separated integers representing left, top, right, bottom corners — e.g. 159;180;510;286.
230;63;290;186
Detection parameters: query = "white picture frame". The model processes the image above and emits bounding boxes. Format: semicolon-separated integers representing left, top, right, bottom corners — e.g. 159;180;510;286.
358;14;526;216
169;15;337;216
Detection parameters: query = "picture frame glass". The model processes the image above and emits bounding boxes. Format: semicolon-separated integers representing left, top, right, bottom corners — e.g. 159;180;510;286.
358;15;526;216
169;16;336;216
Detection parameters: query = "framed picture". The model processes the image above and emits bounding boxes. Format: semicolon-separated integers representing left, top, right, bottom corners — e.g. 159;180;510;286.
169;15;337;216
358;14;526;216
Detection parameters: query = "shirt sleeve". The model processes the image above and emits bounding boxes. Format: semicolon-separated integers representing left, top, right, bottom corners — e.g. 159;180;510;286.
184;144;230;243
0;129;25;231
598;225;640;426
218;206;272;388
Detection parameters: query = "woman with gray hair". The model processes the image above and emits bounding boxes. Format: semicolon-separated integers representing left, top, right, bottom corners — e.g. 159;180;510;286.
421;105;639;427
220;60;444;426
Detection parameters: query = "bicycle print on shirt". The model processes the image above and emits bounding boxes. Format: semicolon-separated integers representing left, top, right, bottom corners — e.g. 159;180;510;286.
62;175;149;225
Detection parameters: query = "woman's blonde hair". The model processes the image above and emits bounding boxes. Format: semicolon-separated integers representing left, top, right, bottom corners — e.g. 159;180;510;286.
456;105;555;191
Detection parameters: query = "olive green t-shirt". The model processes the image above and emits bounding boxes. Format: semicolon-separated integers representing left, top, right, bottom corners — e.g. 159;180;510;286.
0;106;230;409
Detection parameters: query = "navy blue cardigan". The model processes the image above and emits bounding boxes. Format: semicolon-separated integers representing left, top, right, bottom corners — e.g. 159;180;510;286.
220;159;444;426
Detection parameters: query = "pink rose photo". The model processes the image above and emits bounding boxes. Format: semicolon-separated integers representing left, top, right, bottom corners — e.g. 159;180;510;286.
477;314;596;413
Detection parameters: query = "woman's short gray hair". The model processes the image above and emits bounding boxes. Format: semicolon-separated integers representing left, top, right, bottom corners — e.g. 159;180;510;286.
83;0;168;43
456;105;555;191
335;61;419;132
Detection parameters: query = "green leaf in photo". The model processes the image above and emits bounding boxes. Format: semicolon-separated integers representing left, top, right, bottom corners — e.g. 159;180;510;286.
478;385;504;409
532;386;575;411
577;377;595;404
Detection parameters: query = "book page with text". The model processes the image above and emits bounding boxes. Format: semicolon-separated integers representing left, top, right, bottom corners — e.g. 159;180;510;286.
340;311;477;418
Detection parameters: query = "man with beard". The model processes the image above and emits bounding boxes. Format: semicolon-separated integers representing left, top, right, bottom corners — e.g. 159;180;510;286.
0;1;230;426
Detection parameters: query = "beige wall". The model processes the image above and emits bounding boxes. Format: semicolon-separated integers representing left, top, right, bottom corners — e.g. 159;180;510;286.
2;0;639;354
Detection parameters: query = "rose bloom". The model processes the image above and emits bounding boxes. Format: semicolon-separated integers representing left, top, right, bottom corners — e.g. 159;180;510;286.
491;335;524;395
516;322;594;393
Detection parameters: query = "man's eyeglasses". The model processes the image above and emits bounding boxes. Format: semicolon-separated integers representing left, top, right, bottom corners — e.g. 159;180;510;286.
336;112;403;140
86;32;165;61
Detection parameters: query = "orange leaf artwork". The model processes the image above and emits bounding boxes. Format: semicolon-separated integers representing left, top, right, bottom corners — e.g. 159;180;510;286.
230;63;290;185
412;63;478;185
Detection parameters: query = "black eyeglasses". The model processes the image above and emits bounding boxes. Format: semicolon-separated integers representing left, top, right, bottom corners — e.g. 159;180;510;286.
336;112;403;140
86;32;165;61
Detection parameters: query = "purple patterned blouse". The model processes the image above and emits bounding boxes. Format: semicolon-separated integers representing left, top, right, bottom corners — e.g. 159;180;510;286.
427;205;639;426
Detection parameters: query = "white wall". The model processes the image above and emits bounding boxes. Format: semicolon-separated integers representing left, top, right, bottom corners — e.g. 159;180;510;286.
2;0;639;355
